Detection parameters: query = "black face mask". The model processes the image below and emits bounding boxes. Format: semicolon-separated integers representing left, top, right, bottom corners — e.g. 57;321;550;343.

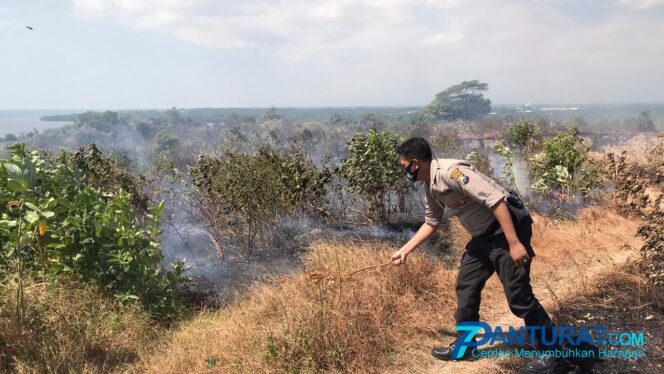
404;160;419;182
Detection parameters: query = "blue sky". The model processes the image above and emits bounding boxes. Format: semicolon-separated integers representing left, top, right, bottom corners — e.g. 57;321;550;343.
1;0;663;109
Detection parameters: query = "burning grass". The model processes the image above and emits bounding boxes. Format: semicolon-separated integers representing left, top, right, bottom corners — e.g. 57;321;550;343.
139;239;458;373
0;207;642;373
138;208;643;374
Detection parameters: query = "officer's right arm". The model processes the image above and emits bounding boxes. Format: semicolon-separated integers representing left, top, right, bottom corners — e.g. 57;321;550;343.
390;186;443;265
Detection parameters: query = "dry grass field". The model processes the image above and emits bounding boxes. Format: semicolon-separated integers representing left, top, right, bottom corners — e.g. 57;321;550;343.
135;208;643;374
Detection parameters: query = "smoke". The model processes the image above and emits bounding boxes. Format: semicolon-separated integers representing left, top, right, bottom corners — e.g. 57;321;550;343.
109;124;150;169
157;178;429;303
486;141;531;198
512;155;531;198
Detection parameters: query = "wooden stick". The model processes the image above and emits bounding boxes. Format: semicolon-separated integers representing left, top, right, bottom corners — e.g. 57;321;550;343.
343;261;393;277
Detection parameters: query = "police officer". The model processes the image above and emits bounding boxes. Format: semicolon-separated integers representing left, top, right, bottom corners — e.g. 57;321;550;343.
390;137;575;373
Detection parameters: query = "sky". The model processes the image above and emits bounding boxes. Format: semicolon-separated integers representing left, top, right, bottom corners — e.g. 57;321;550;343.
0;0;663;109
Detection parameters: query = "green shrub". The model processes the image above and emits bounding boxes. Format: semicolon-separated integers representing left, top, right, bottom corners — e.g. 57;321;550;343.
504;119;535;149
465;150;495;179
0;144;188;322
189;146;330;257
71;143;149;213
154;131;180;152
528;129;603;198
336;129;406;223
279;149;332;212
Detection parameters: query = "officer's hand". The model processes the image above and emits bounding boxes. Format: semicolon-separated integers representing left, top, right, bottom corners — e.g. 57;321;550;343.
390;248;410;266
509;242;530;267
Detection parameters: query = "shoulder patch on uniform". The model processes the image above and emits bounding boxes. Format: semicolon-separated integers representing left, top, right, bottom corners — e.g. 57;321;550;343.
450;167;470;185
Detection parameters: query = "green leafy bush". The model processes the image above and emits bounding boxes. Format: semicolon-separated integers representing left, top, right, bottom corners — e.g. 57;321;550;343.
528;129;603;198
0;144;187;321
336;129;406;223
71;143;149;213
279;149;332;212
154;131;180;152
504;119;535;149
189;145;330;257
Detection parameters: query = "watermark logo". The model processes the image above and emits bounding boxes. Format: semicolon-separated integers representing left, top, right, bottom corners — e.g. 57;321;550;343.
451;322;645;360
452;322;487;359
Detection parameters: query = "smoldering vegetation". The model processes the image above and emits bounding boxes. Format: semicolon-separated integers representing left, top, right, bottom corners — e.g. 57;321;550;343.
2;104;663;374
2;107;663;304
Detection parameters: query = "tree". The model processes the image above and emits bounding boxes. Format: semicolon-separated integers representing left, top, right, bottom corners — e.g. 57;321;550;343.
504;119;535;150
154;131;180;152
74;111;124;132
258;107;280;123
165;107;183;124
358;113;385;130
425;80;491;121
188;146;330;258
136;121;159;140
337;129;406;223
638;110;656;132
329;113;352;125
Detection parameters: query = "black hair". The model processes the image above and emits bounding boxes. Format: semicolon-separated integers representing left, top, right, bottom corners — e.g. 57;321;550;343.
397;137;432;161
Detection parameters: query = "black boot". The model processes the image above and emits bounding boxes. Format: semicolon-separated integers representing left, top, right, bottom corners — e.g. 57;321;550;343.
431;337;477;361
520;353;578;373
520;326;578;374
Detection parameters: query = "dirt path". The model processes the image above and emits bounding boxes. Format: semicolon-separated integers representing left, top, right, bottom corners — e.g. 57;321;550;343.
423;209;643;374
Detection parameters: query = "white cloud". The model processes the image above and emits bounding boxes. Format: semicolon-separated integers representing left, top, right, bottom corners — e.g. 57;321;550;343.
0;6;10;27
421;32;464;46
71;0;469;58
620;0;664;10
69;0;664;103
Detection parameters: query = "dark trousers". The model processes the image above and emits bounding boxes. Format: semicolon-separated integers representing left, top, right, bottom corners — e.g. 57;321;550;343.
454;216;552;346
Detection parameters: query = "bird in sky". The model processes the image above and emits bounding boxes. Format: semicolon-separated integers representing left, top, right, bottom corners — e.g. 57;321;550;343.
26;25;33;31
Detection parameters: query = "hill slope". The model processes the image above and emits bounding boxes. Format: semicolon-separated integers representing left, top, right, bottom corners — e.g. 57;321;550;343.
135;207;643;373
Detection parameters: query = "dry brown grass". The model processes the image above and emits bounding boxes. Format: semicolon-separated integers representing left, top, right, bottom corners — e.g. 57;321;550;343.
139;238;457;373
138;208;643;374
594;133;663;165
0;277;162;373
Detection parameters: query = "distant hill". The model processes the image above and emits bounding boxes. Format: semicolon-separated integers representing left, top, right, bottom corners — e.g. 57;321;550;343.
40;107;423;124
40;103;664;124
